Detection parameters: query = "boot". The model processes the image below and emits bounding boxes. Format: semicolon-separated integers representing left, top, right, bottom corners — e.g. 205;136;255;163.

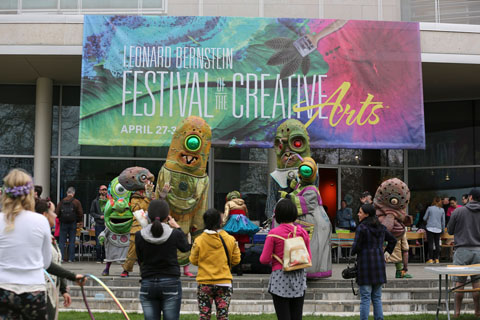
102;262;111;276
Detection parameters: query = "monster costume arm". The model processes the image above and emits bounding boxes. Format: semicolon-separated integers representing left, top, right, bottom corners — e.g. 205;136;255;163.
288;186;322;216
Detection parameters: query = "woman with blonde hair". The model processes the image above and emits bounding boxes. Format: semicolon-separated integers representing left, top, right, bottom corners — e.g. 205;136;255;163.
423;197;445;264
0;169;52;319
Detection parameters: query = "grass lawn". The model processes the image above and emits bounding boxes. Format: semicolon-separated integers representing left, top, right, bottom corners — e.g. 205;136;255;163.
58;312;478;319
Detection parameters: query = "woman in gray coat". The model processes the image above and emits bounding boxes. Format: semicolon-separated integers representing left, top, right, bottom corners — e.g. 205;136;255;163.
423;197;445;263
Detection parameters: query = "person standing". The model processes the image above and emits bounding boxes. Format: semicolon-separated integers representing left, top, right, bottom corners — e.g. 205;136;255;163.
423;197;445;264
446;196;462;225
0;169;52;319
352;203;397;320
462;194;469;205
90;185;108;263
190;208;241;320
336;199;355;230
447;188;480;318
135;200;190;320
56;186;83;262
35;198;87;319
260;199;311;320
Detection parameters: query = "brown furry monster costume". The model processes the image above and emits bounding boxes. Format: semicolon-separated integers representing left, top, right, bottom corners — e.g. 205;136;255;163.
118;167;155;277
155;116;211;277
374;178;413;278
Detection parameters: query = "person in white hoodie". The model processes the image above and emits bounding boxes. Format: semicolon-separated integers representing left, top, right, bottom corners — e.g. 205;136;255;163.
0;169;52;319
135;199;190;320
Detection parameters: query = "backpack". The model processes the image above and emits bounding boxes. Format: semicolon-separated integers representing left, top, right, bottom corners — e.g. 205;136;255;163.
59;200;76;223
267;226;312;271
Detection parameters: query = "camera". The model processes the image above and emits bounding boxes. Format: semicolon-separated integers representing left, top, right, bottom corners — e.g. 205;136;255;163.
342;264;357;279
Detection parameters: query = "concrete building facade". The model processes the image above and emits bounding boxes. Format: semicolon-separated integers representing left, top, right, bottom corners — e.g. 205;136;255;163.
0;0;479;223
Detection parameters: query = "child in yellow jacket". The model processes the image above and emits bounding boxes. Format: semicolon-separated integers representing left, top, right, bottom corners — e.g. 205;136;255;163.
190;208;241;320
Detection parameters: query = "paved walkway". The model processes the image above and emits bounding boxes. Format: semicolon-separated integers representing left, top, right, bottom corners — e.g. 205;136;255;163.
64;260;443;280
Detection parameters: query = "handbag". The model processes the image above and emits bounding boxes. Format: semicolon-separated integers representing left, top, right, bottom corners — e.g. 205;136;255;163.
341;257;358;296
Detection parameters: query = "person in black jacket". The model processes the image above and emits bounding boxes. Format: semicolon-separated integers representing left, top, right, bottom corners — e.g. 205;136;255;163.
352;203;397;320
135;199;190;320
90;185;108;262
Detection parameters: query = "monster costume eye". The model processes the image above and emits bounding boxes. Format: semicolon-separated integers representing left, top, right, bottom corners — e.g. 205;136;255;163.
290;137;304;150
185;135;201;152
141;174;147;180
390;197;399;205
299;165;313;178
115;184;128;197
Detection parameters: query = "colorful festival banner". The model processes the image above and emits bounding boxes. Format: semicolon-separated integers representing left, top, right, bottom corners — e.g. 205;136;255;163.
80;15;425;149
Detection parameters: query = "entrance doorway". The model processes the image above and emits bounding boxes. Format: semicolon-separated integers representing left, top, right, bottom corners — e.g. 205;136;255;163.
318;168;338;222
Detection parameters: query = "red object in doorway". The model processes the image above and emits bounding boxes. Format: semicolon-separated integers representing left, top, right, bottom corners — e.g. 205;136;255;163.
318;168;337;222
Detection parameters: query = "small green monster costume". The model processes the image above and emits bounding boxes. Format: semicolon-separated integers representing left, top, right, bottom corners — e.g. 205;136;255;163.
265;119;311;218
99;178;133;263
155;116;212;266
281;157;332;278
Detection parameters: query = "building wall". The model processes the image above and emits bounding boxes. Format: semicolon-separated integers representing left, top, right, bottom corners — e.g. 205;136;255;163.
0;1;479;225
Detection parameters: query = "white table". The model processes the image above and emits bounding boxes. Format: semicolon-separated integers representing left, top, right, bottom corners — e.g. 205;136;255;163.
424;266;480;320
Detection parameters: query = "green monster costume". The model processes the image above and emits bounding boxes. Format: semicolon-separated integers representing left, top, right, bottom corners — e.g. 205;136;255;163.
265;119;312;219
99;177;133;275
118;167;156;277
155;116;212;269
281;157;332;278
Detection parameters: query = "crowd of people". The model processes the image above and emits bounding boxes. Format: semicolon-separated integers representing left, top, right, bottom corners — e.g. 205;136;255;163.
2;166;480;320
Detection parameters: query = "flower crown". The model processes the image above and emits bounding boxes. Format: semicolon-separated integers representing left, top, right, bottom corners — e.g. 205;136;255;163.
2;181;33;198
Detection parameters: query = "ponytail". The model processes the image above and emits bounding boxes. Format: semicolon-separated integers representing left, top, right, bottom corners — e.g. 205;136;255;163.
147;200;170;238
151;218;164;238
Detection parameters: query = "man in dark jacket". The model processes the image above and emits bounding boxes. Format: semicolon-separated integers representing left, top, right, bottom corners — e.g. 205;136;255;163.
90;185;108;262
447;188;480;318
56;186;84;262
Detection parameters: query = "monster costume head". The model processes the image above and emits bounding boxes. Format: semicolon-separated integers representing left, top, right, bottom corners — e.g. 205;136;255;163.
104;197;134;234
108;177;132;201
274;119;311;169
374;178;410;215
165;116;212;177
374;178;411;237
119;167;155;191
298;157;317;184
226;191;241;201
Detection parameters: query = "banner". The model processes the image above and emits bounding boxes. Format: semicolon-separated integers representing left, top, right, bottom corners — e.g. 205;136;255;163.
80;15;425;149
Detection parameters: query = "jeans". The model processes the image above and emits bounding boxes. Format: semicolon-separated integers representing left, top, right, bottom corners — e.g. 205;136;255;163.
94;224;105;261
359;284;383;320
139;277;182;320
59;222;77;261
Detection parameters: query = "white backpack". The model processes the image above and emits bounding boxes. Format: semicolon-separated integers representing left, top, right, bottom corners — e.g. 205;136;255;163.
267;226;312;271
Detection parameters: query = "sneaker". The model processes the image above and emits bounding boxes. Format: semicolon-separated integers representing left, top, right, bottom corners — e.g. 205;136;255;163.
401;270;413;278
102;269;109;276
426;259;434;264
96;259;102;264
120;271;129;278
183;272;194;277
435;259;440;264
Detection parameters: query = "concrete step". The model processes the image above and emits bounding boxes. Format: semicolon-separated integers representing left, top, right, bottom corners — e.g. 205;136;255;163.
69;285;460;301
61;297;476;314
80;276;440;289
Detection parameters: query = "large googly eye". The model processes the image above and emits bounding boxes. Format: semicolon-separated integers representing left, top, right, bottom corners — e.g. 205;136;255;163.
115;184;128;197
185;135;201;152
141;174;147;180
390;197;399;205
299;165;313;178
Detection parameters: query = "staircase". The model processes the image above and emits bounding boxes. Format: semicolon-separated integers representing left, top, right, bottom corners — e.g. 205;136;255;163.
62;275;476;315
